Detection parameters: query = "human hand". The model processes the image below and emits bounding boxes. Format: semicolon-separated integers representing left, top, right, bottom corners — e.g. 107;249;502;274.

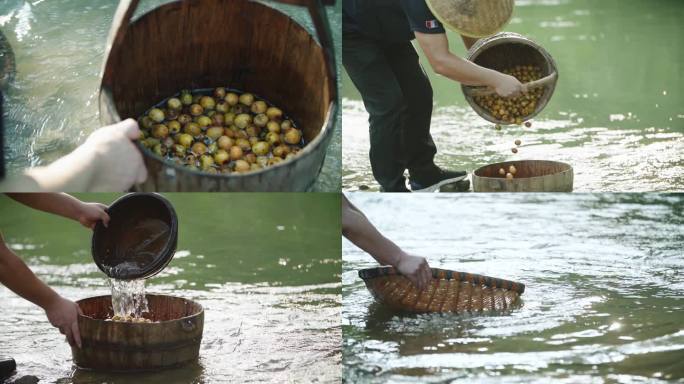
76;119;147;192
395;253;432;291
491;72;525;98
44;295;83;348
76;202;110;229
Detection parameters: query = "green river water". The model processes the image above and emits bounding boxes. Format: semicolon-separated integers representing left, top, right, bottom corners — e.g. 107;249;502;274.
343;193;684;383
0;0;342;192
0;193;341;383
342;0;684;192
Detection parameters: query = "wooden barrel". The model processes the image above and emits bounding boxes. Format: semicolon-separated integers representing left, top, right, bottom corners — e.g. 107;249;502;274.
359;266;524;314
72;294;204;372
472;160;573;192
99;0;337;191
0;28;14;89
91;193;178;280
462;32;558;124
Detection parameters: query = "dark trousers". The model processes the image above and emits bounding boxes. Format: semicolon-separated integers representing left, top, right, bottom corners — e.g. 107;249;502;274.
343;32;438;191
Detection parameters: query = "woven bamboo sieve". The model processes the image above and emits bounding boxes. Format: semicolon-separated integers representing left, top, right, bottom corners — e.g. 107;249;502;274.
426;0;514;38
359;266;525;314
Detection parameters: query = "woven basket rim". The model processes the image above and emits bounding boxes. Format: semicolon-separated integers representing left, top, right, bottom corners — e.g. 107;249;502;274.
461;32;559;125
359;266;525;294
425;0;514;38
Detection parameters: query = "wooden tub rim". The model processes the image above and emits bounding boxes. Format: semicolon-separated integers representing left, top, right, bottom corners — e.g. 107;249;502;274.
76;294;204;325
98;0;338;184
473;159;572;183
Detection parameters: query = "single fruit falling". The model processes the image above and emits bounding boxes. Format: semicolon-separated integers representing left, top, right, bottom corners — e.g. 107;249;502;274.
512;148;518;154
509;165;517;175
506;172;514;180
515;139;522;146
525;121;532;128
498;168;506;176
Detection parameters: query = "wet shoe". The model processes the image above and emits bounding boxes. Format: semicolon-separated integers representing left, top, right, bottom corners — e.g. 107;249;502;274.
409;169;469;192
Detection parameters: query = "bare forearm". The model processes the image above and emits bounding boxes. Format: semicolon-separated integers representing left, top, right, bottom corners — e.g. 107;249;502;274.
0;244;59;310
429;51;498;86
6;193;84;222
342;196;407;266
0;147;93;193
415;32;500;86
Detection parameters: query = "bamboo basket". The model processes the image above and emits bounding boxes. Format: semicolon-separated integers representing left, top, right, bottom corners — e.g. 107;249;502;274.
92;193;178;280
425;0;514;38
72;294;204;372
472;160;573;192
359;266;525;314
462;32;558;124
99;0;337;191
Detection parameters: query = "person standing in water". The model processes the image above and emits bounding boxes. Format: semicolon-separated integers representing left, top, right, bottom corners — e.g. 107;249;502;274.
342;195;432;289
0;193;110;348
343;0;522;191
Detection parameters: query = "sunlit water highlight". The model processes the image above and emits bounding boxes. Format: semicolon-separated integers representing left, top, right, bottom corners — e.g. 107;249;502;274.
343;193;684;382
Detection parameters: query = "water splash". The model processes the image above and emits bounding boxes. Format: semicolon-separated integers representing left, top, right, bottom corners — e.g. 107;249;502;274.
109;279;148;319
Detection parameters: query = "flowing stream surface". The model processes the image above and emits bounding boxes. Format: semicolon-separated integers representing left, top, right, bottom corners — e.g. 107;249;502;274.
342;0;684;192
0;193;341;383
343;193;684;383
0;0;342;192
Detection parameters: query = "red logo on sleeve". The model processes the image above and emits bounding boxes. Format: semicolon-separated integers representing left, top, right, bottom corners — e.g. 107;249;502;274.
425;20;439;29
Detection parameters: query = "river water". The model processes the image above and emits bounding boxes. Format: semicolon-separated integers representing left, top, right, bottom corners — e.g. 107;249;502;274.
0;0;342;191
0;193;341;383
342;0;684;192
343;193;684;382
